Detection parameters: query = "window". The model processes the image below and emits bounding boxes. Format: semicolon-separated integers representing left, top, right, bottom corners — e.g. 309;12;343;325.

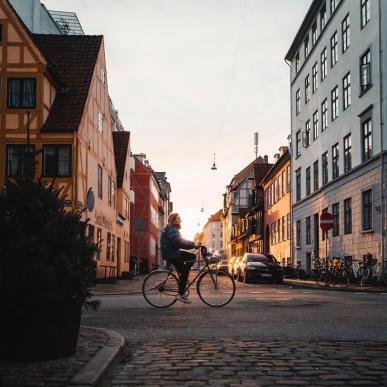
287;165;291;192
306;166;311;196
6;144;35;177
106;232;111;260
281;170;285;196
331;86;339;121
343;72;351;110
322;208;328;240
344;198;352;234
296;220;301;247
362;189;372;231
277;219;281;242
296;89;300;115
43;145;71;177
296;168;301;202
342;14;350;52
344;134;352;172
313;110;318;140
312;21;317;46
306;216;311;245
304;35;310;58
321;47;327;81
111;235;116;262
332;143;339;179
312;62;318;93
282;216;286;241
124;241;130;263
98;165;103;198
330;32;338;68
313;160;319;191
273;222;277;244
361;0;370;28
7;78;36;108
322;152;328;185
321;99;328;130
278;175;281;199
304;120;310;148
362;117;372;162
287;213;291;240
332;203;340;236
108;176;112;206
0;24;2;43
96;228;102;260
320;3;326;30
330;0;338;14
295;52;300;73
305;75;310;103
112;181;116;209
360;50;371;92
296;130;301;157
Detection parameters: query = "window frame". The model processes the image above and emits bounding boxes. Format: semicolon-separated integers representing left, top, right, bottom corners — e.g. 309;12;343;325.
332;202;340;237
321;47;327;81
42;144;72;178
305;74;310;104
343;72;351;110
322;152;329;186
306;216;311;245
6;144;36;177
362;189;373;231
296;168;301;202
332;143;339;179
98;165;103;199
7;78;37;109
361;0;370;29
344;133;352;172
342;13;350;53
344;198;352;234
360;49;372;93
313;110;319;140
330;31;338;68
361;115;373;162
296;89;300;115
313;160;319;192
312;62;318;93
321;98;328;131
306;166;311;196
331;86;339;121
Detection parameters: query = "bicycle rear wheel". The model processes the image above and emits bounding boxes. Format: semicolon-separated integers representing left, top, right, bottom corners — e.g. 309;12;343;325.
337;269;350;288
360;268;370;287
315;270;328;287
197;269;235;307
142;270;179;308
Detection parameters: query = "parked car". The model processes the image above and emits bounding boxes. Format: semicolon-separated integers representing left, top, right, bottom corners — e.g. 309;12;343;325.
232;256;243;279
228;257;236;277
238;253;284;284
216;258;229;274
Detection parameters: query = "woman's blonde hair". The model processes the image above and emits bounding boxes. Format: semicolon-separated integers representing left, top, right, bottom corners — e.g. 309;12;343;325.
168;213;181;228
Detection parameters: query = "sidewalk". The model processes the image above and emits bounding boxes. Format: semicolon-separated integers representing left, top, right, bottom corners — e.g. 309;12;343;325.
0;326;125;387
91;277;145;296
284;277;387;293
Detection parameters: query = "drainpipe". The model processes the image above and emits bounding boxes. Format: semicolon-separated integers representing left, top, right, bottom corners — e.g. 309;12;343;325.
284;58;294;267
378;0;385;272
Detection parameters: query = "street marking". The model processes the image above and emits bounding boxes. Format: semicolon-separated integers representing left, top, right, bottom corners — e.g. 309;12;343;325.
302;291;313;294
276;291;291;294
249;291;265;294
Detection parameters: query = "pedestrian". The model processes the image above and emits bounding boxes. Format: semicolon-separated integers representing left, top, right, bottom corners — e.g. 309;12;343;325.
160;213;200;303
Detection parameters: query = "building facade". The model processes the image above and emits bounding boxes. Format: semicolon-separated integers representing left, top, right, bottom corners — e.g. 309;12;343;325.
0;0;132;278
262;148;291;267
285;0;387;274
222;156;272;260
202;209;223;253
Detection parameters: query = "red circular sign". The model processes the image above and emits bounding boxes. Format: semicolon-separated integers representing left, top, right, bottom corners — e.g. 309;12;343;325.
320;212;334;231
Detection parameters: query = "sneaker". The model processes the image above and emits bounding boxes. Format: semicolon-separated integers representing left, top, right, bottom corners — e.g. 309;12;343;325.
176;294;192;304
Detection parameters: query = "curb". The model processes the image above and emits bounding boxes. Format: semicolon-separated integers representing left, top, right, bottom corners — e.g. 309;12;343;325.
284;279;387;293
69;327;126;387
91;291;142;296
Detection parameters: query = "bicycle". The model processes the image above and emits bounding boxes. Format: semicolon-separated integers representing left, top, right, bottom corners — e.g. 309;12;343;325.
315;257;350;288
142;245;236;308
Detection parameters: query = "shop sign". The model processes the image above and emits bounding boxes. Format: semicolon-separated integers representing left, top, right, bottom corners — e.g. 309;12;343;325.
95;211;112;231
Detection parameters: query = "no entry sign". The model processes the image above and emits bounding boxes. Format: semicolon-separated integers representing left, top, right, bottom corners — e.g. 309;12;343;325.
320;212;334;231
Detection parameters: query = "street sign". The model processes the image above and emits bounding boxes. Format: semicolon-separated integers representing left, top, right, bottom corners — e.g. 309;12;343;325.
320;212;334;231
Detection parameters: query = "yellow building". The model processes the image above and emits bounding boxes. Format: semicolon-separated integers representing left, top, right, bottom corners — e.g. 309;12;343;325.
0;0;132;278
262;148;292;267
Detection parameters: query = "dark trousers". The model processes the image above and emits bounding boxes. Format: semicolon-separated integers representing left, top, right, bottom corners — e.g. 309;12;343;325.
168;251;196;295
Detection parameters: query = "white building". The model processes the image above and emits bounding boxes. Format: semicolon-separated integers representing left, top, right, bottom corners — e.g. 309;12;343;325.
203;210;223;254
285;0;387;275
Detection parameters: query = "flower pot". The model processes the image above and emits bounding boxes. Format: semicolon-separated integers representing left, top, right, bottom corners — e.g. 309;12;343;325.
0;304;82;361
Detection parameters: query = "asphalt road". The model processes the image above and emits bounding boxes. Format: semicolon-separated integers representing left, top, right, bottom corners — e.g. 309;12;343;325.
83;281;387;342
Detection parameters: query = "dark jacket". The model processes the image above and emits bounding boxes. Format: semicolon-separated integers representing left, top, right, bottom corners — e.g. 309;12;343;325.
160;224;195;261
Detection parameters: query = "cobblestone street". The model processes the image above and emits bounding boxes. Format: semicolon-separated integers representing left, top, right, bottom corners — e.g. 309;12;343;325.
111;340;387;386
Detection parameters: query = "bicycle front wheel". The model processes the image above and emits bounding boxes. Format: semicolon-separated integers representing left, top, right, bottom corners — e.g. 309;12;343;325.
197;269;235;307
338;269;350;288
142;270;179;308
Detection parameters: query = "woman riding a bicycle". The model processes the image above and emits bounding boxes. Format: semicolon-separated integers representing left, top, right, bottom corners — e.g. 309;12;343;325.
160;213;200;303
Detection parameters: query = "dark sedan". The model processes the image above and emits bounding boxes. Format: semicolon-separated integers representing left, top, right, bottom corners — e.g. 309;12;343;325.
238;253;284;284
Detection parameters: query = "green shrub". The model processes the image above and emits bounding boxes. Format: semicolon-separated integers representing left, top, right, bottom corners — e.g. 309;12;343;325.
0;178;98;322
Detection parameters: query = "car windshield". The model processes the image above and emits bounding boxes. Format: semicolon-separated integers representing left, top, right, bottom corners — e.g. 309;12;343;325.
247;254;274;263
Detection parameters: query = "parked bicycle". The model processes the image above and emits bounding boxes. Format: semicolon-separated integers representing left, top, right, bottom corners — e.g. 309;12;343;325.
142;245;236;308
315;257;350;288
355;253;387;287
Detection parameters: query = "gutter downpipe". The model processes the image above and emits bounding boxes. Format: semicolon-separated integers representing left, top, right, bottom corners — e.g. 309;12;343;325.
378;0;385;274
285;58;294;267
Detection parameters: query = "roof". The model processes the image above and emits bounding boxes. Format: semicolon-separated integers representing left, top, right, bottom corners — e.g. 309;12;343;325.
228;157;271;190
208;209;223;222
32;34;103;132
261;150;290;185
285;0;323;62
112;131;130;188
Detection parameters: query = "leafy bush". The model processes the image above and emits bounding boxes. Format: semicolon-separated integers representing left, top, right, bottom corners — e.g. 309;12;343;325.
0;178;98;322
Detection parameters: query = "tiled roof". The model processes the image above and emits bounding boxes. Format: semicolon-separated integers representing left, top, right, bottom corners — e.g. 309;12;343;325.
32;34;103;132
112;131;130;188
208;209;223;222
229;158;272;190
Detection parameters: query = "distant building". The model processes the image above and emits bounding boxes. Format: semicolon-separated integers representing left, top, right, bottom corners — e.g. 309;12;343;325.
222;156;272;260
262;147;291;267
202;210;223;253
285;0;387;274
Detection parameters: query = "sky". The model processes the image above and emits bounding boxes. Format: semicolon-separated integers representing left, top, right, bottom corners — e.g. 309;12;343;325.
43;0;311;239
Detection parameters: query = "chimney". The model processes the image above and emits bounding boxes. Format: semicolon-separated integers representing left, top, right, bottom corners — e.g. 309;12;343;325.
134;153;147;165
264;155;268;163
279;146;289;156
274;153;280;162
